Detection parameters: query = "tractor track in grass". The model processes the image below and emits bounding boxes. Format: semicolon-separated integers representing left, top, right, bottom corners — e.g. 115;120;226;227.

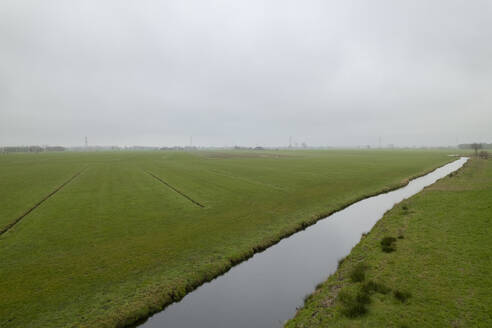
0;168;87;236
145;171;205;208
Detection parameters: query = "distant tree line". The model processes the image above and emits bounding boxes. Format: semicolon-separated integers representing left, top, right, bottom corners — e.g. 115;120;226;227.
458;143;492;150
160;146;197;151
458;143;490;159
1;146;66;153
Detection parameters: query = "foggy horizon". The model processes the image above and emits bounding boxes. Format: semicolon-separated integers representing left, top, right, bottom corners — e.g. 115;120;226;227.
0;140;483;150
1;1;491;148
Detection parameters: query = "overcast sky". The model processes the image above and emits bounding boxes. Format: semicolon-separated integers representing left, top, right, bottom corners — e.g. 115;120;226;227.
1;0;491;147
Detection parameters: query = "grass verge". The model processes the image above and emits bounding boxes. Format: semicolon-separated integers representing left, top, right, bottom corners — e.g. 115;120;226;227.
286;158;492;327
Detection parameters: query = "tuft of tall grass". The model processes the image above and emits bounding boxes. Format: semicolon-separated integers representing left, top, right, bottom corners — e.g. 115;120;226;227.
356;289;371;305
361;280;391;295
338;278;394;319
337;290;368;318
350;263;368;283
303;293;314;304
337;256;346;268
393;290;412;303
381;236;397;252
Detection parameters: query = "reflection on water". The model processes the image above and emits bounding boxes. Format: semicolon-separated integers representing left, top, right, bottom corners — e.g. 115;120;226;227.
139;158;468;328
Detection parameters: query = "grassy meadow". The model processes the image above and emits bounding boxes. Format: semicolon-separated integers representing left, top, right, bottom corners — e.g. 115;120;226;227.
0;149;455;327
286;157;491;328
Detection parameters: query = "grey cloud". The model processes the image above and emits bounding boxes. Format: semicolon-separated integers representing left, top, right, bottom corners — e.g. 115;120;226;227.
1;0;491;147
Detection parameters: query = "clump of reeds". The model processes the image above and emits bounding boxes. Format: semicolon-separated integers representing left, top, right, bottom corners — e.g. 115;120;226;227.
380;236;397;253
361;280;391;295
350;263;368;283
337;290;369;317
393;290;412;303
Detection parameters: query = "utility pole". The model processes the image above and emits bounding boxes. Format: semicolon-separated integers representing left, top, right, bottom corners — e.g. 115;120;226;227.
289;136;292;148
85;136;88;148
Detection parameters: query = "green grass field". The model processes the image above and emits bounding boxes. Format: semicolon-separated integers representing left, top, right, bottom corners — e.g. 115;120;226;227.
0;150;455;328
286;157;491;328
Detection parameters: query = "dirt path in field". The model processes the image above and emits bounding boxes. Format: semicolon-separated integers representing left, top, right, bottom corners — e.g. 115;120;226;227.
145;171;205;208
0;168;86;236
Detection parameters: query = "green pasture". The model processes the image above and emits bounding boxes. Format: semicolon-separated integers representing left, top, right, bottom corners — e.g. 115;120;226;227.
0;149;454;327
287;157;491;327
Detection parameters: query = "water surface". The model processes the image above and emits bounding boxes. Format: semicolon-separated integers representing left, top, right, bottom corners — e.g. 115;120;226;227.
139;157;468;328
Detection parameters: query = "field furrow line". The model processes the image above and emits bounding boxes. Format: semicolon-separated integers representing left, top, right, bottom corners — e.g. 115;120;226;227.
145;171;205;208
0;168;86;236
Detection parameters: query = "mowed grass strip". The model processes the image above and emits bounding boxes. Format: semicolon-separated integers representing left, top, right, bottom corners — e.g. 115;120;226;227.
0;150;454;328
286;158;492;328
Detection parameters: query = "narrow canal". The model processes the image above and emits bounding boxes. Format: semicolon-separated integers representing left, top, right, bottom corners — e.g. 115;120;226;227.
138;157;468;328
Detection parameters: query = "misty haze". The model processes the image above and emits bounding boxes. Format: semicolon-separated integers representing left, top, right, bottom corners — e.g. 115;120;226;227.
1;1;491;148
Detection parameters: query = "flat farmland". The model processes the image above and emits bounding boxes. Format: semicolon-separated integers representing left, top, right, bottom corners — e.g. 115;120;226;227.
0;150;453;327
286;158;491;328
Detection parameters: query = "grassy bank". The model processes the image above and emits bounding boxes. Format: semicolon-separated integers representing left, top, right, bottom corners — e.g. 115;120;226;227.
0;150;453;327
286;157;492;327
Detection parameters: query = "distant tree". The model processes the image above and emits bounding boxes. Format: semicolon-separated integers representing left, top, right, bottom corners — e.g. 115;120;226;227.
471;143;482;156
45;146;66;152
458;143;492;150
479;151;489;160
